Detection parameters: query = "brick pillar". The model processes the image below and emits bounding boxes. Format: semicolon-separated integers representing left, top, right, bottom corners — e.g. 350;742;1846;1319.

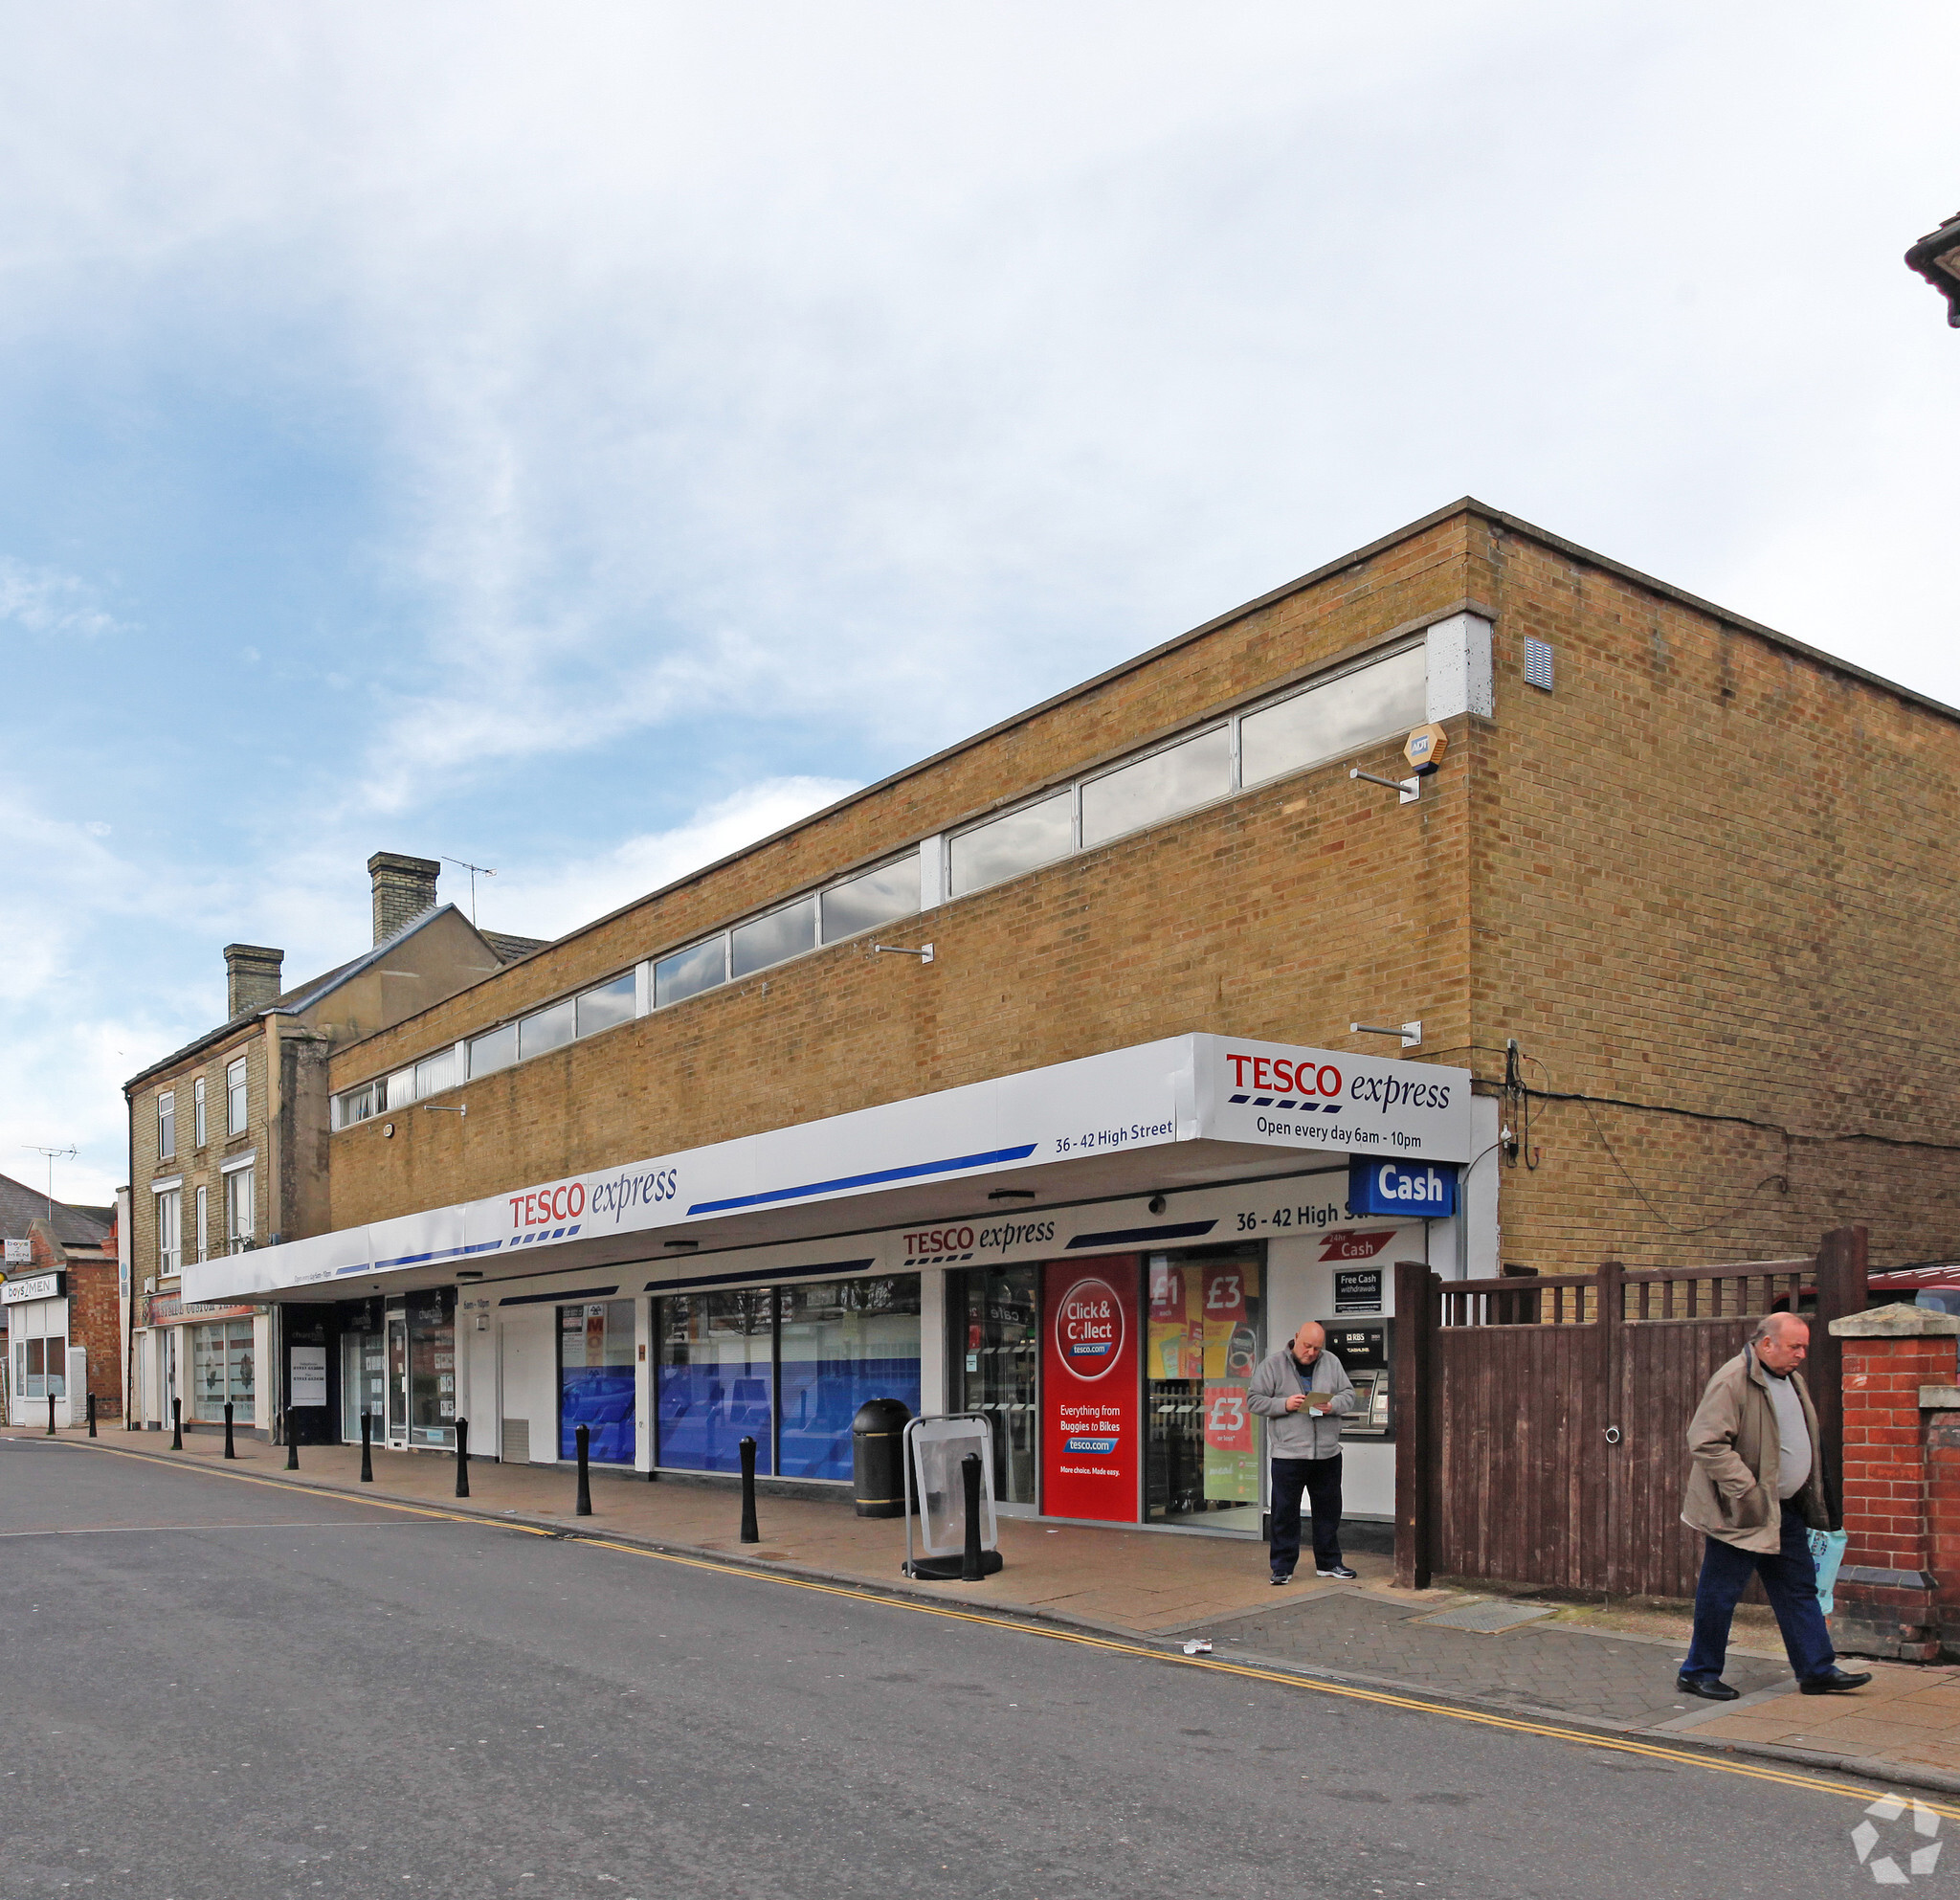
1828;1304;1960;1661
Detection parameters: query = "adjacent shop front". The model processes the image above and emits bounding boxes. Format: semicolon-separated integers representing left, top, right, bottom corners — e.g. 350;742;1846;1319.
5;1271;74;1427
189;1033;1487;1534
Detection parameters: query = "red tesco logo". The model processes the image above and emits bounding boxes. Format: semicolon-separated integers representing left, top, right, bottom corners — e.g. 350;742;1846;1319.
508;1182;587;1228
1225;1052;1343;1097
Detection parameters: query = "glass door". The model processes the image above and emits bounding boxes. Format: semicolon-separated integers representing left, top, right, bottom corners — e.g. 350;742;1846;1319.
1145;1248;1264;1531
948;1265;1038;1509
386;1314;410;1447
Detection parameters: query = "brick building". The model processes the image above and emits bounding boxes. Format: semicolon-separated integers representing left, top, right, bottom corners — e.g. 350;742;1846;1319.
124;853;544;1437
186;501;1960;1539
1;1174;120;1427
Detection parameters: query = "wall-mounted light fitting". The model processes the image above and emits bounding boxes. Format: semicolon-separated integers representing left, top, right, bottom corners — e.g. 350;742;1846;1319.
423;1103;467;1117
1351;1020;1422;1049
871;942;935;964
1350;768;1419;805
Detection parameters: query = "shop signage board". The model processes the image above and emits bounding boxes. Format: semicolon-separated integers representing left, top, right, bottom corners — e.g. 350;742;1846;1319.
1334;1268;1384;1313
1041;1259;1142;1522
4;1238;32;1264
289;1345;329;1407
190;1033;1472;1306
1347;1156;1459;1218
2;1271;63;1306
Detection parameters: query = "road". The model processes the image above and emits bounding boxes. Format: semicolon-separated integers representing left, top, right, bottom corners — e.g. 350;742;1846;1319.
0;1434;1929;1898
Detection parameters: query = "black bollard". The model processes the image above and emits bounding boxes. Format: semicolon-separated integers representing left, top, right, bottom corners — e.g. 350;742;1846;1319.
360;1409;374;1483
575;1421;592;1515
224;1400;236;1459
48;1393;56;1436
171;1397;183;1449
738;1435;760;1544
960;1451;986;1582
88;1392;98;1437
455;1417;470;1498
285;1412;300;1471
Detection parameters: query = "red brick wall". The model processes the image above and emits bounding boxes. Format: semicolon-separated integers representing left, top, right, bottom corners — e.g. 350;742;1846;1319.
1840;1335;1949;1575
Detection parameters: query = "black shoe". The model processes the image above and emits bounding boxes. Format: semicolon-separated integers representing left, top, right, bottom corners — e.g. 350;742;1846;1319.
1270;1572;1294;1586
1676;1673;1741;1701
1800;1668;1873;1695
1316;1564;1358;1579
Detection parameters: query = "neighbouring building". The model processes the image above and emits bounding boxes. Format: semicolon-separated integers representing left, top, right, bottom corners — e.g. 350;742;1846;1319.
124;853;544;1438
184;500;1960;1543
1;1174;121;1428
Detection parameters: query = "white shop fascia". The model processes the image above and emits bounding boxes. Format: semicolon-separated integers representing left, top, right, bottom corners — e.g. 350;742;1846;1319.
185;1033;1478;1308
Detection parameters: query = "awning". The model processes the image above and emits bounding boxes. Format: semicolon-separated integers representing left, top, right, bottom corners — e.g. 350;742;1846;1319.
184;1033;1471;1306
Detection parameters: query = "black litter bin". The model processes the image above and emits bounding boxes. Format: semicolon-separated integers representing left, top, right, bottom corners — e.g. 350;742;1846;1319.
851;1397;911;1517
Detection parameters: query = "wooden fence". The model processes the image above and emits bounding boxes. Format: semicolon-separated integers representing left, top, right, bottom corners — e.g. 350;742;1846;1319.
1393;1227;1869;1598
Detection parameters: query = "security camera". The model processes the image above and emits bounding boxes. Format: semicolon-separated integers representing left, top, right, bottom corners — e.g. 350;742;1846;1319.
1147;1195;1168;1216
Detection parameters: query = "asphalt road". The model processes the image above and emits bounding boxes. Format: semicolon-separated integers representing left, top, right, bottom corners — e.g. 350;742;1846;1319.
0;1435;1928;1899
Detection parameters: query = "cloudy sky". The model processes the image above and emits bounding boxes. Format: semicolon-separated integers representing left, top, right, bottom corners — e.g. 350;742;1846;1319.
2;3;1955;1207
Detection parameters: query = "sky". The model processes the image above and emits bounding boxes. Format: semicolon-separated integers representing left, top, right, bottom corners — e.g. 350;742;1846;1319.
2;3;1956;1208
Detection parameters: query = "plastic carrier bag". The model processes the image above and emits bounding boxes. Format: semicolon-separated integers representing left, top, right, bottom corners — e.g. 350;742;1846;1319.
1810;1527;1849;1616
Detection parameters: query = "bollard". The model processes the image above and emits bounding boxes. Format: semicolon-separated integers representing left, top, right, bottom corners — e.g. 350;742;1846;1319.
88;1393;98;1438
224;1400;237;1459
171;1397;183;1450
575;1421;592;1515
360;1409;374;1483
961;1451;986;1582
455;1417;470;1498
285;1412;300;1471
738;1435;760;1543
48;1393;56;1436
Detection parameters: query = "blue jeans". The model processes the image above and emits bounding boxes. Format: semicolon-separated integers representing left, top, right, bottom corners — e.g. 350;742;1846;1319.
1269;1455;1343;1576
1682;1501;1836;1684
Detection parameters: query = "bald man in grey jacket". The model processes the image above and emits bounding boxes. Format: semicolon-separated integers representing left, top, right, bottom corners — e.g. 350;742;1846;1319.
1249;1322;1357;1583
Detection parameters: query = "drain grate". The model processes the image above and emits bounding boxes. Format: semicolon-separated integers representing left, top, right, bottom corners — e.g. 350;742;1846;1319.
1414;1598;1559;1634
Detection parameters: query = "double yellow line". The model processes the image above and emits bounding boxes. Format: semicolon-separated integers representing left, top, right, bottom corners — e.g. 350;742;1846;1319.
39;1435;1955;1816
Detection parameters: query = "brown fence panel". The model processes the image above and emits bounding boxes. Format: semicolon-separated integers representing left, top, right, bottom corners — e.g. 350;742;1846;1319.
1611;1317;1754;1598
1434;1319;1604;1591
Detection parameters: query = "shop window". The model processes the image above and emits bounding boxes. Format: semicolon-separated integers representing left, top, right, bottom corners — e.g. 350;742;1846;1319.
156;1188;181;1278
1080;725;1233;851
157;1089;175;1160
731;897;816;979
342;1320;388;1442
656;937;727;1009
407;1290;458;1448
948;1265;1038;1507
559;1300;636;1464
1238;646;1428;791
414;1046;457;1097
656;1290;774;1474
190;1319;255;1422
820;858;921;943
575;973;636;1039
226;1057;248;1134
17;1332;66;1399
777;1277;922;1483
948;791;1073;898
467;1023;518;1080
1144;1251;1264;1531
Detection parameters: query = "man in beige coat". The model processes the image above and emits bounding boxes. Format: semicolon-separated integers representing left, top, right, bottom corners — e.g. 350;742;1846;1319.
1677;1311;1870;1701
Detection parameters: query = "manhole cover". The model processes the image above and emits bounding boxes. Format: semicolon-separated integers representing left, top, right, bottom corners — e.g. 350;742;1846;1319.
1414;1599;1558;1634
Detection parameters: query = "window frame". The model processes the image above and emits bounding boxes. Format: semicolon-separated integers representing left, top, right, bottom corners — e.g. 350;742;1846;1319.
156;1187;181;1279
225;1057;248;1135
224;1164;255;1252
156;1089;175;1162
192;1076;207;1149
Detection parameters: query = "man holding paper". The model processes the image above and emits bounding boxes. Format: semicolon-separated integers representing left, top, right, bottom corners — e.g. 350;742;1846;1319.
1250;1321;1357;1583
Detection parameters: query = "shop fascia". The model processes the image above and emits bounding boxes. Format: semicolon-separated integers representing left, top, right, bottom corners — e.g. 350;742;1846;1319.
185;1033;1473;1307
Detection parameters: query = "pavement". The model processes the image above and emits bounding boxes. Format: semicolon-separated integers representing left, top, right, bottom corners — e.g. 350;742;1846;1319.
0;1429;1928;1900
27;1419;1960;1799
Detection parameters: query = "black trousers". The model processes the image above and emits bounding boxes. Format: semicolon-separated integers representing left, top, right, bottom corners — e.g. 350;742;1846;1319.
1269;1454;1343;1576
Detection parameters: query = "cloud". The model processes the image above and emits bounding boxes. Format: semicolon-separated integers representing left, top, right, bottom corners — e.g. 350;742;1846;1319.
0;558;126;640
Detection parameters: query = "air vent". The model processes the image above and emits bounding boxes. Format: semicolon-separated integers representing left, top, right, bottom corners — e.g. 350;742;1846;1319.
501;1418;531;1464
1523;637;1555;691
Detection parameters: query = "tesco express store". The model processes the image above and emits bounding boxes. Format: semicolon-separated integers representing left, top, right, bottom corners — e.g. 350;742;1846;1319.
186;1034;1491;1537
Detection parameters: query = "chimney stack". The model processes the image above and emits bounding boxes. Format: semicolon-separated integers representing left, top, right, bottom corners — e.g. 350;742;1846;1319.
368;852;440;945
224;944;285;1018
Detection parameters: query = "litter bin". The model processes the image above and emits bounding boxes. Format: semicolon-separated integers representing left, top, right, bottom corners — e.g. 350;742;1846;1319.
852;1397;911;1517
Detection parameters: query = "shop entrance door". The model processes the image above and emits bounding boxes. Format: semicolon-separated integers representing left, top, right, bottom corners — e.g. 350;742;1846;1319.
948;1266;1038;1510
385;1314;410;1448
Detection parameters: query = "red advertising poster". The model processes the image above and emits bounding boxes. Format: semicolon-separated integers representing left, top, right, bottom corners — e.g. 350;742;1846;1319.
1041;1257;1141;1523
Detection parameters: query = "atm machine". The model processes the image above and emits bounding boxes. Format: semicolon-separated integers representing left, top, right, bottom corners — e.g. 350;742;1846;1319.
1325;1321;1392;1438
